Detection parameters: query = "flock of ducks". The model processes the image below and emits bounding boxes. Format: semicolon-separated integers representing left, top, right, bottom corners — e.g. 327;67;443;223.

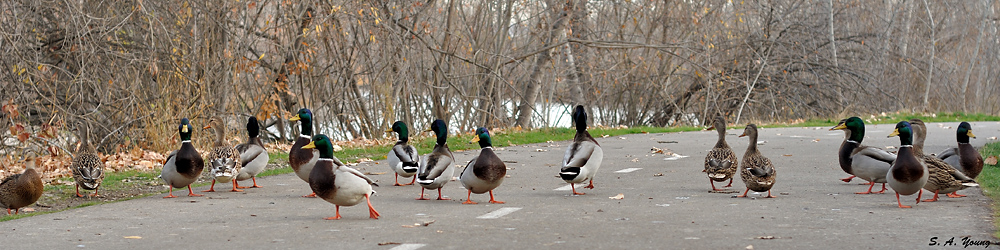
0;109;988;217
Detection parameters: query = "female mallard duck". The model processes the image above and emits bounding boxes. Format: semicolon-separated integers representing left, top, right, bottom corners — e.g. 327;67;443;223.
386;121;419;186
938;122;984;180
72;122;105;197
460;127;506;204
160;118;205;198
289;108;321;197
703;116;737;192
908;119;977;202
304;134;380;220
202;117;243;192
831;117;894;194
416;119;455;200
736;124;777;198
559;105;603;195
234;116;268;189
1;152;43;214
886;121;928;208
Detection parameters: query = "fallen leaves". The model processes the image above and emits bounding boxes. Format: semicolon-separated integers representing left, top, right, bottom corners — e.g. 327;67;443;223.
986;155;998;165
609;193;625;200
401;220;435;228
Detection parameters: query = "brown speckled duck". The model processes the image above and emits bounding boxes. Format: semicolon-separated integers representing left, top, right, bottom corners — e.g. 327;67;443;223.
460;127;506;204
0;153;43;215
886;121;928;208
289;108;321;197
304;134;380;220
736;124;776;198
703;116;738;192
202;117;243;192
71;123;105;198
908;119;977;202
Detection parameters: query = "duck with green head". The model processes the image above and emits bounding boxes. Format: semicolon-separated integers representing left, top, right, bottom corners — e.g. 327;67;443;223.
289;108;322;197
938;122;984;185
416;119;455;200
160;118;205;198
303;134;380;220
460;127;506;204
386;121;419;186
559;105;603;195
886;121;928;208
235;116;268;189
831;117;894;194
907;119;977;202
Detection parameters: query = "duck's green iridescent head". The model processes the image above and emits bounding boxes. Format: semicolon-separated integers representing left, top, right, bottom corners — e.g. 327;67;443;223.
889;121;913;146
302;134;335;159
179;118;193;141
470;127;492;148
832;117;865;142
426;119;448;145
387;121;409;141
957;122;975;143
290;108;313;136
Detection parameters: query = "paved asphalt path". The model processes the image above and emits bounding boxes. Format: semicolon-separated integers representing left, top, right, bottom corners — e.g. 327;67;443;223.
3;121;999;249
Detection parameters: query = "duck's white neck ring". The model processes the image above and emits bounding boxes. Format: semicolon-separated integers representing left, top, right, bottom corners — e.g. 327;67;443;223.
318;158;334;162
846;140;859;144
899;145;913;148
299;135;311;139
182;140;192;143
959;142;971;145
482;146;493;150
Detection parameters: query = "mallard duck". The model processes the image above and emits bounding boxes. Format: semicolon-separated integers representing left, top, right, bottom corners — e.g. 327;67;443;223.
303;134;380;220
886;121;928;208
160;118;205;198
736;124;777;198
72;122;105;197
1;152;43;214
559;105;603;195
938;122;984;179
386;121;419;186
703;115;737;192
831;117;894;194
416;119;455;200
908;119;977;202
202;117;243;192
289;108;321;197
235;116;268;189
460;127;506;204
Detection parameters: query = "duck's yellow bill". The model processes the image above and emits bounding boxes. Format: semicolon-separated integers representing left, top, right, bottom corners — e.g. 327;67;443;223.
888;129;900;137
302;141;317;149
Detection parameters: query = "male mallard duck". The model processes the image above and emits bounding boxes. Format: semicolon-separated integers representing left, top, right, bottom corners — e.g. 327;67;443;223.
386;121;419;186
161;118;205;198
235;116;268;188
559;105;603;195
416;119;455;200
703;116;737;192
886;121;928;208
289;108;321;197
736;124;777;198
202;117;243;192
1;153;43;215
460;127;506;204
304;134;380;220
938;122;984;180
71;122;105;197
908;119;977;202
831;117;894;194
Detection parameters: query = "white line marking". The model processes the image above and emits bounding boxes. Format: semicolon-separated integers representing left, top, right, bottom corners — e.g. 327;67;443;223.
389;244;426;250
477;207;522;219
554;183;587;191
615;168;642;173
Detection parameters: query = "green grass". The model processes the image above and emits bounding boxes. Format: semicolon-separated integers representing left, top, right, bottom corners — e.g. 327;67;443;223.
975;142;1000;237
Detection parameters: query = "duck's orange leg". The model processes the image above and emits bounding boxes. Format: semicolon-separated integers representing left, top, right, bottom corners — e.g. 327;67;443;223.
324;206;342;220
947;191;966;198
163;186;178;198
462;190;477;204
841;175;856;183
366;194;380;219
896;192;911;208
201;180;217;192
187;185;203;197
437;188;451;200
922;190;941;202
856;182;877;194
736;188;751;198
302;192;316;198
572;184;586;195
765;190;777;198
488;190;505;204
230;179;244;192
416;188;429;200
723;178;733;188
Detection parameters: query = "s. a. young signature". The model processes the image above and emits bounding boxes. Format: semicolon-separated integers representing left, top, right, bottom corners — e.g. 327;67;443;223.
930;236;1000;248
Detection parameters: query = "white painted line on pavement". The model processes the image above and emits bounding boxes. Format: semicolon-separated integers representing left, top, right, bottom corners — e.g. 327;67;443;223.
615;168;642;173
554;183;586;191
389;244;426;250
477;207;522;219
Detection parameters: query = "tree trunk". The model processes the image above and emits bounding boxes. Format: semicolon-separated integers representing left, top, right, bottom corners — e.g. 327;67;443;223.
515;0;571;128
